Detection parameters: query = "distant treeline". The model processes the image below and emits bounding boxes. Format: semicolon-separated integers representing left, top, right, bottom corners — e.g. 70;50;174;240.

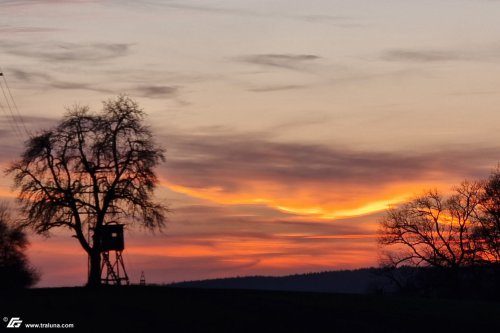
170;268;382;294
170;265;500;300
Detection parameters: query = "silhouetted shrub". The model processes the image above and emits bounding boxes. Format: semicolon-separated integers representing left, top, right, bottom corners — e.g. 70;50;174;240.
0;205;39;288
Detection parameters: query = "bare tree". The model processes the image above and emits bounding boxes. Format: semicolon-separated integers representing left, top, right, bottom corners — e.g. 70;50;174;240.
7;95;166;286
379;181;483;269
476;169;500;262
0;203;39;288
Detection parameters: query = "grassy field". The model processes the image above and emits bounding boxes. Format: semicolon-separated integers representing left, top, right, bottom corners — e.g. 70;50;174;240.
1;286;499;332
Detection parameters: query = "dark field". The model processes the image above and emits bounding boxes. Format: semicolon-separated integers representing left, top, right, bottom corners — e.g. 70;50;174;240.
1;286;500;332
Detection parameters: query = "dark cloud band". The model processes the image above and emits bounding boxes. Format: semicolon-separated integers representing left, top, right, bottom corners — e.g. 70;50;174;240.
161;128;498;194
0;41;131;63
238;54;321;70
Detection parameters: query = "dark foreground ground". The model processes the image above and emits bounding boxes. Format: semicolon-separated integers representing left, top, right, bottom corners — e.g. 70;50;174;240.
1;286;500;332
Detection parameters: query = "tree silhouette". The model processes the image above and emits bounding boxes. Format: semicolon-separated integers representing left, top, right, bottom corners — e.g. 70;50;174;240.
379;181;482;268
476;169;500;262
7;95;166;286
0;203;39;288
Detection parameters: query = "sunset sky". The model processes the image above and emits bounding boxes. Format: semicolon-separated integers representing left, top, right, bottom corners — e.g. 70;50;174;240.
2;0;500;287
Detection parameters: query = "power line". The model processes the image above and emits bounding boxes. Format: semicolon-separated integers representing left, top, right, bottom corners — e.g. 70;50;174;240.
0;72;23;138
1;70;29;136
0;69;29;139
0;91;21;139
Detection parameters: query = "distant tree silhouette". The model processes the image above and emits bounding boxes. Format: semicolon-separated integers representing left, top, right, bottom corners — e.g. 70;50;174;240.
379;181;483;268
7;95;166;287
0;203;39;288
476;169;500;262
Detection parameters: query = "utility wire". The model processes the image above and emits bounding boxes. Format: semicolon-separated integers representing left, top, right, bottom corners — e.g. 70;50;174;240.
0;71;24;138
1;69;29;136
0;96;21;138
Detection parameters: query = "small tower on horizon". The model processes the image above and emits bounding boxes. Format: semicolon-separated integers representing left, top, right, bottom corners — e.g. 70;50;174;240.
140;271;146;286
99;224;129;285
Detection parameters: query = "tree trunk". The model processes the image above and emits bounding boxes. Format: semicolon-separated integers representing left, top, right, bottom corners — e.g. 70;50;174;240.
87;249;101;287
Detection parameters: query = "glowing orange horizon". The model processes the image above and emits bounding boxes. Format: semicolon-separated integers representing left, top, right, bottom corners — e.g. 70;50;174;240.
0;188;16;199
22;173;462;287
29;230;380;286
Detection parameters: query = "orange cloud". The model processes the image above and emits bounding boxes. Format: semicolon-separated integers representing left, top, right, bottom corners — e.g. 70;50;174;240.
162;178;451;220
159;129;496;223
125;233;379;278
